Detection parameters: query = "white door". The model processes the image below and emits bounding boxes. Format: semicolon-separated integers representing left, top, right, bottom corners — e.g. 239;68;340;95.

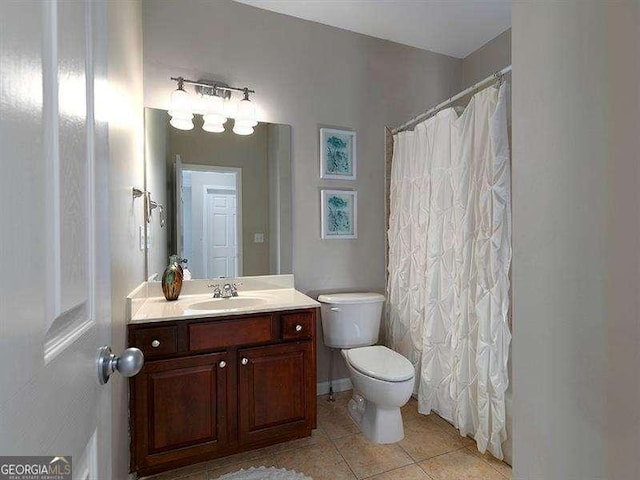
1;1;112;478
205;191;239;277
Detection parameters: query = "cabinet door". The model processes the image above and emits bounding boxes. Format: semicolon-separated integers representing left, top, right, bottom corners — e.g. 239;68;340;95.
238;341;314;445
131;352;228;473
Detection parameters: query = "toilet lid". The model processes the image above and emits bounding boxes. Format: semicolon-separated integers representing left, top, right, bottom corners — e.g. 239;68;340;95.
344;346;415;382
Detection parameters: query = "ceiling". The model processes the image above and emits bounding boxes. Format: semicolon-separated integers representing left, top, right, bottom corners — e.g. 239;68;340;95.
233;0;511;59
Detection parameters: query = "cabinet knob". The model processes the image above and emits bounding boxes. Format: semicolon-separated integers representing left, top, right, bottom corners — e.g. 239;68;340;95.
241;357;249;366
295;324;303;332
219;361;226;369
151;340;160;348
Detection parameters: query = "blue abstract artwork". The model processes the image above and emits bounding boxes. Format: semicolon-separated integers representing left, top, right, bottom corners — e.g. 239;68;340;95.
320;128;356;179
321;190;357;239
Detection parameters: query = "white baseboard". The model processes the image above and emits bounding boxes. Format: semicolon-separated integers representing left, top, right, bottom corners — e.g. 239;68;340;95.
317;377;352;396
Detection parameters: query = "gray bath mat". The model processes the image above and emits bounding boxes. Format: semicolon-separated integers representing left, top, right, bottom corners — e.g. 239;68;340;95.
216;466;312;480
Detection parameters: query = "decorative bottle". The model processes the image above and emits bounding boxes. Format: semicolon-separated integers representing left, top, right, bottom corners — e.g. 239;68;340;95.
162;255;183;301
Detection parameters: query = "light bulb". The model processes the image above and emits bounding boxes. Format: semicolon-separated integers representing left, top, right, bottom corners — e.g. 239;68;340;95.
234;118;258;128
168;88;192;116
224;99;237;118
233;121;254;135
202;118;225;133
170;117;194;131
203;95;227;121
236;98;256;119
168;86;194;130
233;97;257;135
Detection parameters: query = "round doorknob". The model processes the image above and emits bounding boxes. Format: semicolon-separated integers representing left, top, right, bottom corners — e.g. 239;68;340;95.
98;346;145;384
118;348;145;377
295;324;303;332
151;340;160;348
219;361;227;368
241;357;249;366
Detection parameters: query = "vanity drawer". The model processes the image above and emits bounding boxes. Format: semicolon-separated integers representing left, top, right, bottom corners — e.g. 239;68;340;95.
189;315;275;351
131;325;178;359
281;311;313;340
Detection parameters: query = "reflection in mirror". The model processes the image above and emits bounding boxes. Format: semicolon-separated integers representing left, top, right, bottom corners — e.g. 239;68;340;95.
144;108;292;280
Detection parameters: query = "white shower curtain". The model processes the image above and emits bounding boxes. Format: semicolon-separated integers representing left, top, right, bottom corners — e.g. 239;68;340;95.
387;84;511;459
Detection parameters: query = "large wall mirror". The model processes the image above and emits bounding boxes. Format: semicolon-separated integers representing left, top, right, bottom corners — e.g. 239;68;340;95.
144;107;292;280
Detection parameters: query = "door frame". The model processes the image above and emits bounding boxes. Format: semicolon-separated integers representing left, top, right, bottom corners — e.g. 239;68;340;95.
179;163;243;278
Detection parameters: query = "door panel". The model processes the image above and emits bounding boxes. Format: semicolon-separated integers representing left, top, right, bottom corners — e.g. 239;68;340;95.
238;342;312;445
132;353;228;470
0;1;110;478
205;191;238;277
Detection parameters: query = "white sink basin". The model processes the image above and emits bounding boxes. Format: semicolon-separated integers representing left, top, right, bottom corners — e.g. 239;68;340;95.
188;296;268;311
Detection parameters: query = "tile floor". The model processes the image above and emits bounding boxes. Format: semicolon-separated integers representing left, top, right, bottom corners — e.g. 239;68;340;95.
142;390;512;480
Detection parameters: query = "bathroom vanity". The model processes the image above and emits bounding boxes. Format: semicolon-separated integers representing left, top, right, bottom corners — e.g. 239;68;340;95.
127;279;318;477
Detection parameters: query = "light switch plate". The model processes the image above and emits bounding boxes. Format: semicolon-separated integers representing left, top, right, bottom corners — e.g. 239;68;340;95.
254;233;264;243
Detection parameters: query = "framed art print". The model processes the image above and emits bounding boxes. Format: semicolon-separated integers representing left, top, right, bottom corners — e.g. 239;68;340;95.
320;128;356;180
321;189;357;239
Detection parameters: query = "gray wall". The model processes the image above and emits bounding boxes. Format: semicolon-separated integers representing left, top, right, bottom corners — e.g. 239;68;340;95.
145;107;168;279
513;2;640;479
462;29;511;89
107;1;145;479
142;0;462;382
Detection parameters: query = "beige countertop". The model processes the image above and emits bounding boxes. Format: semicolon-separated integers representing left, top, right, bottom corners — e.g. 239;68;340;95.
129;287;320;325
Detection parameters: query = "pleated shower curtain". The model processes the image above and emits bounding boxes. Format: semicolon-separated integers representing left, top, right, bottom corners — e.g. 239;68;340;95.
387;84;511;459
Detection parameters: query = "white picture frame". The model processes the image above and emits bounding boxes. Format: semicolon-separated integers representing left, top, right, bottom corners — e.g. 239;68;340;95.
321;189;357;239
320;128;357;180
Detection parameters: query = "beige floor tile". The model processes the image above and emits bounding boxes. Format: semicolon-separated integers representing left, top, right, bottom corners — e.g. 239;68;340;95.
258;428;331;455
275;441;356;480
400;397;422;420
317;394;360;439
207;454;278;479
420;449;505;480
206;448;275;472
429;415;475;447
334;433;414;479
142;461;209;480
399;414;465;462
466;447;512;478
366;463;433;480
178;473;208;480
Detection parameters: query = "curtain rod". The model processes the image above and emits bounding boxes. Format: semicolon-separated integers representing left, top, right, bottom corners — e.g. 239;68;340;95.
391;64;512;134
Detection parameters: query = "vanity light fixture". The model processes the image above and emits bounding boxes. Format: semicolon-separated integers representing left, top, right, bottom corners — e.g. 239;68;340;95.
169;76;258;135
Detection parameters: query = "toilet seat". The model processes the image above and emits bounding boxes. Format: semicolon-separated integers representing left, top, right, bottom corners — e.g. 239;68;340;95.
343;346;414;382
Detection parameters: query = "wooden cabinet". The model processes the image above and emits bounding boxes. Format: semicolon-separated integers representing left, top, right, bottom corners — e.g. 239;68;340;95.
129;308;317;477
238;342;315;446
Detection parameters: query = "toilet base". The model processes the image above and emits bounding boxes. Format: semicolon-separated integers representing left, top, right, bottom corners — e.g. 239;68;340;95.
348;393;405;444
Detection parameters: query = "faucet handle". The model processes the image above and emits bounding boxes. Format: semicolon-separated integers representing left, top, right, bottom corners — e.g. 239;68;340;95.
231;282;242;296
208;283;222;298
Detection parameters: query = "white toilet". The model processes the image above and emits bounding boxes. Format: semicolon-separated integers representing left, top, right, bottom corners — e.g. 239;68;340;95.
318;292;415;444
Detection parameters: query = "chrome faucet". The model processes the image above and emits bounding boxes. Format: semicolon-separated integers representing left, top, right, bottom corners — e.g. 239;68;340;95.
208;282;242;299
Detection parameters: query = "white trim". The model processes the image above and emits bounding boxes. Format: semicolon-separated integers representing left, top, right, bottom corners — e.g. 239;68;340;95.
44;318;94;364
77;429;98;480
43;0;61;326
321;189;358;239
85;0;96;329
317;377;353;396
319;128;357;180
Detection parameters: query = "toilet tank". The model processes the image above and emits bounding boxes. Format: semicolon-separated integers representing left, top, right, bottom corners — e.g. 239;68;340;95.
317;292;385;348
